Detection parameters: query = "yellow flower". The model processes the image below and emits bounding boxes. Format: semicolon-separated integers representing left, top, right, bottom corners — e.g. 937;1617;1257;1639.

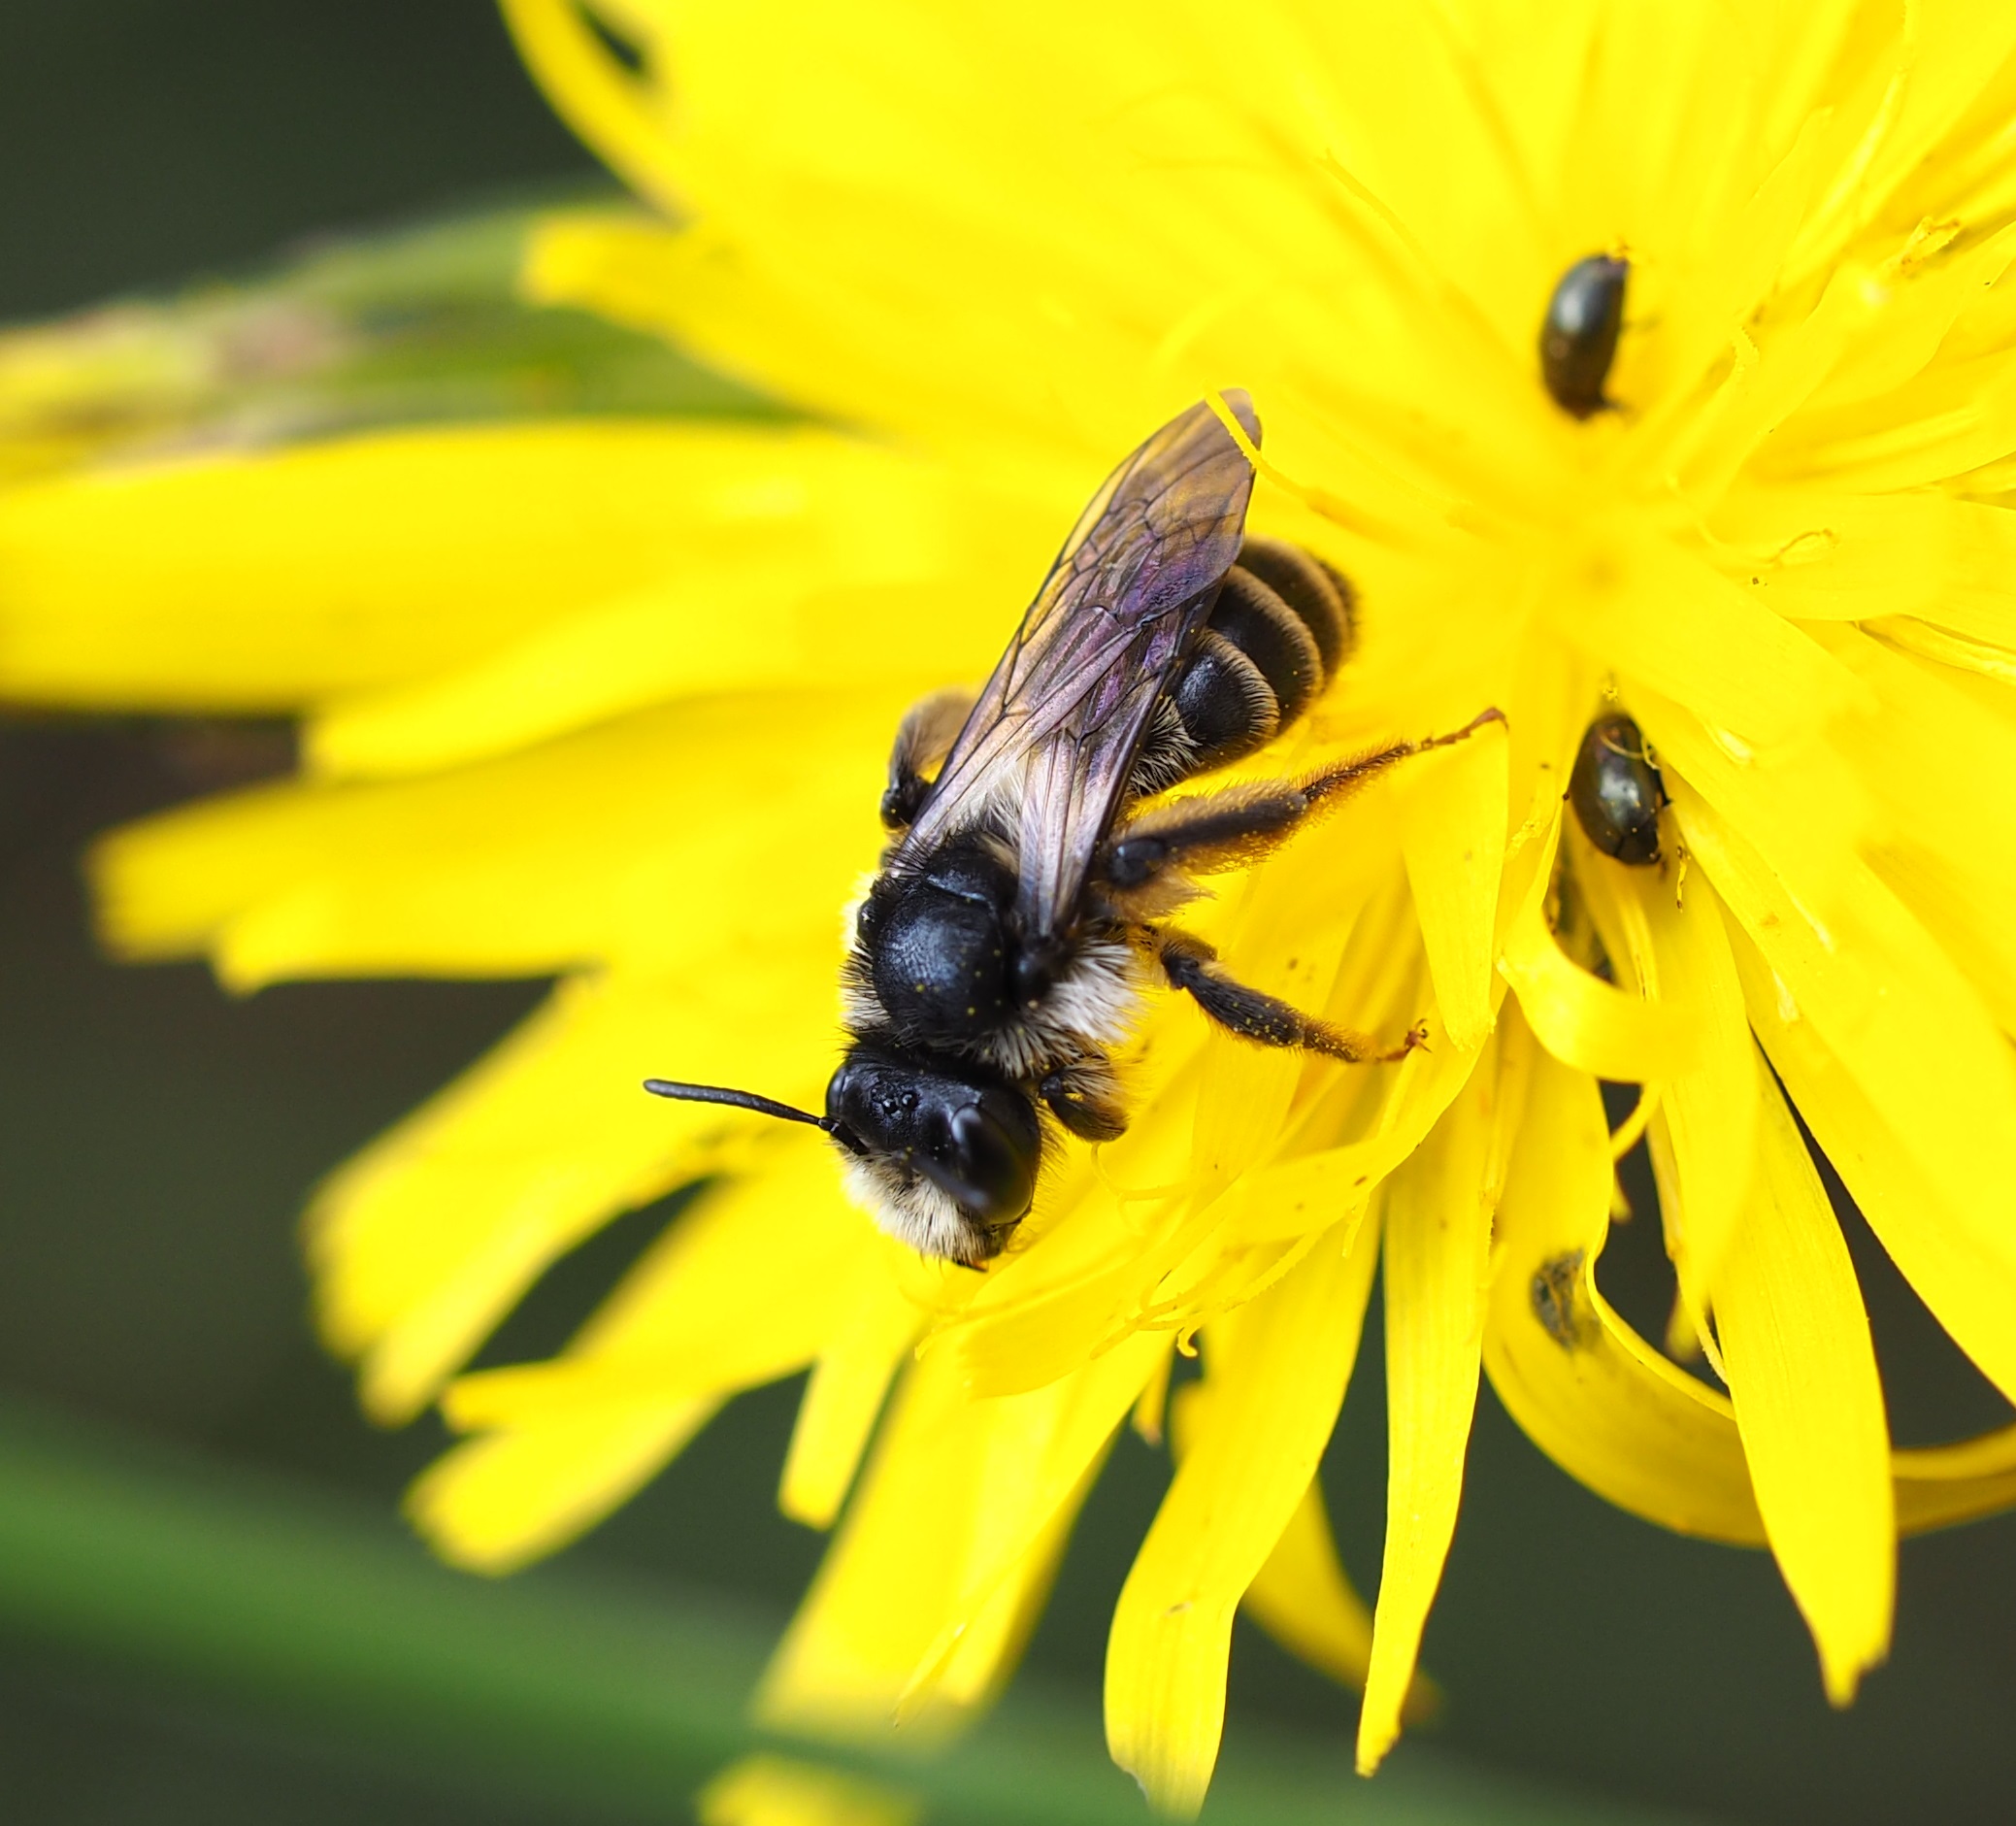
9;0;2016;1811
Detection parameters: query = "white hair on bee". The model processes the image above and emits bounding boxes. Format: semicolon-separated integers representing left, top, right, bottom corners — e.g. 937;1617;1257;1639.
842;1152;995;1266
975;934;1142;1080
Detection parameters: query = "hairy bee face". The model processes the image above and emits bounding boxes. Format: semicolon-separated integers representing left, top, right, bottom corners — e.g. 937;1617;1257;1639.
825;1046;1043;1264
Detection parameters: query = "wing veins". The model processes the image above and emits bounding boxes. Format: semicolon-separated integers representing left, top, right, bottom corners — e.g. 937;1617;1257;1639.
904;392;1262;943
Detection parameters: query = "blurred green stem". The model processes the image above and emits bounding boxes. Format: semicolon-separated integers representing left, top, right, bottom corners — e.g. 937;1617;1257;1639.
0;187;779;482
0;1398;1706;1825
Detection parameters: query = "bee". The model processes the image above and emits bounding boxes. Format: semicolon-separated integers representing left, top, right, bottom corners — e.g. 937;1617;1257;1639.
648;393;1499;1266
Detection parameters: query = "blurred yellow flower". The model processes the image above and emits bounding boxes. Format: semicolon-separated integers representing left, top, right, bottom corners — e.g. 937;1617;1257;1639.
698;1754;919;1826
8;0;2016;1811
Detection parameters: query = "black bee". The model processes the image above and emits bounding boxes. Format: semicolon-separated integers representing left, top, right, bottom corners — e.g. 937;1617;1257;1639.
649;393;1499;1265
1569;714;1667;865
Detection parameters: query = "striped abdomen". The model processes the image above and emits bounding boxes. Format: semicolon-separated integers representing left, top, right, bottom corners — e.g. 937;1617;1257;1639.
1134;537;1358;794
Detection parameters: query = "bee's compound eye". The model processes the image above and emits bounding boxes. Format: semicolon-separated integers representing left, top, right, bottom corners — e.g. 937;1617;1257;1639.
1569;714;1665;865
1539;253;1628;418
942;1087;1041;1226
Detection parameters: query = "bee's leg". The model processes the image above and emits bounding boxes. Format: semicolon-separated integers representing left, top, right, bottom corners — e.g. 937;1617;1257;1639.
1157;932;1425;1063
1104;709;1504;899
881;686;977;831
1039;1055;1129;1141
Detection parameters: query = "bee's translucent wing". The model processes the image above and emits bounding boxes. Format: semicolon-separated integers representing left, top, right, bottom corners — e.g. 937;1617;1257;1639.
906;391;1260;944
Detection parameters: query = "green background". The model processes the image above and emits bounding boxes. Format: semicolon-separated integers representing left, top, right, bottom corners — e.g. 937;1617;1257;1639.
1;4;2012;1821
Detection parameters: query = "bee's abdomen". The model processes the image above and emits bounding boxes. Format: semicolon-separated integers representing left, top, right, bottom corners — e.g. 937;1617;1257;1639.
1209;566;1323;724
1140;539;1358;789
1233;539;1355;679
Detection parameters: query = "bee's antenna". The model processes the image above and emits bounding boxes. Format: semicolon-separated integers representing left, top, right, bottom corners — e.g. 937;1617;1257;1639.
643;1079;838;1134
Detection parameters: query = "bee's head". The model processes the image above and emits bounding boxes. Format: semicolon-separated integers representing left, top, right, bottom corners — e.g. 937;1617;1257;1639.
823;1046;1041;1264
643;1048;1041;1267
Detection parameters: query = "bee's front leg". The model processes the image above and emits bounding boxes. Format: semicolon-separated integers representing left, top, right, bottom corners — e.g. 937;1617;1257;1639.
880;686;977;831
1038;1055;1129;1141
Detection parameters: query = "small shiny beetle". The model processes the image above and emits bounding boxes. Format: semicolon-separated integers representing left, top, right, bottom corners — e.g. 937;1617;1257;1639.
1569;714;1667;865
1539;254;1628;417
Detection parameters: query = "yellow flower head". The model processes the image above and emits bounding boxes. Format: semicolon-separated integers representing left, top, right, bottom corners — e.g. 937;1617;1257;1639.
11;0;2016;1811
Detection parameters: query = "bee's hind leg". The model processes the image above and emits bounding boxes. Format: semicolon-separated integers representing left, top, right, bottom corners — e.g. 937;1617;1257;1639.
1157;931;1425;1064
880;686;976;831
1101;709;1504;905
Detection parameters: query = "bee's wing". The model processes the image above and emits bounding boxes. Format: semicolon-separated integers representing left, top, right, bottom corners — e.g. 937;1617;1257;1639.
907;391;1260;944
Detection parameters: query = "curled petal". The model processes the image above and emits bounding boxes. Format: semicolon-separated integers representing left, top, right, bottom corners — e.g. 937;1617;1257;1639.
1500;858;1704;1080
1483;1045;1767;1545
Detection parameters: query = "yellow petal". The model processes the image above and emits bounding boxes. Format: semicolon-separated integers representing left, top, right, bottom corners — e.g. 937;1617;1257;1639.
1396;709;1509;1052
1704;488;2016;631
413;1138;869;1571
947;1046;1203;1401
781;1245;925;1529
512;0;1570;513
1778;9;2016;281
698;1755;920;1826
309;962;840;1423
1632;687;1866;917
1624;100;1831;449
1488;1025;2016;1547
1765;339;2016;494
498;4;687;211
760;1332;1164;1743
0;422;809;710
410;1402;716;1577
1239;1473;1390;1709
439;1134;870;1430
304;430;1014;780
1714;1056;1894;1706
1164;1369;1432;1719
1567;541;1856;758
1499;815;1704;1080
1895;1423;2016;1535
1358;1024;1514;1774
1574;839;1760;1313
1810;621;2016;1033
1154;881;1500;1341
1679;778;2016;1405
1105;1213;1379;1817
1185;792;1396;1211
96;689;893;984
1796;224;2016;416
